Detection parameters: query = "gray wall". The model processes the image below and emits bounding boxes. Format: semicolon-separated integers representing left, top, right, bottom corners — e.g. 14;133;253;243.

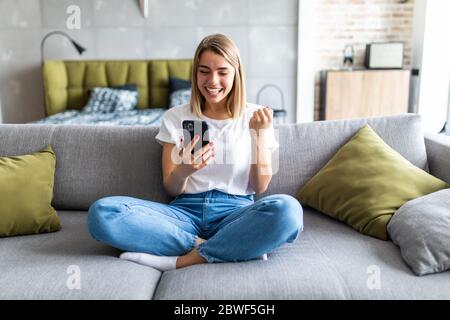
0;0;298;124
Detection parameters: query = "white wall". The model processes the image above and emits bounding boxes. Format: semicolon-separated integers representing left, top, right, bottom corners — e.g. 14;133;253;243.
413;0;450;133
296;0;315;123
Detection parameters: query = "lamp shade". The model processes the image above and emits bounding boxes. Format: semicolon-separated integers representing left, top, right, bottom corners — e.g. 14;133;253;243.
40;31;86;65
70;40;86;55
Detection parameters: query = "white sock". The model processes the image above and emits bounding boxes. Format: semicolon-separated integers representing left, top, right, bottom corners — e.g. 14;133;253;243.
119;252;178;272
258;253;268;261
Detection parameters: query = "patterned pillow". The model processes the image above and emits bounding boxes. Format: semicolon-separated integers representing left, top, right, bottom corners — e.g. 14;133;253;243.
83;87;138;113
169;89;191;108
168;77;191;108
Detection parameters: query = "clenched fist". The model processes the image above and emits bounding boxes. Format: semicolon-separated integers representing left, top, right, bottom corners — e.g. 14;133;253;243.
249;106;273;131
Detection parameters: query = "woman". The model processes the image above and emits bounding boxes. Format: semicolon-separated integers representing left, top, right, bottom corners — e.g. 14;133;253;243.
87;34;303;271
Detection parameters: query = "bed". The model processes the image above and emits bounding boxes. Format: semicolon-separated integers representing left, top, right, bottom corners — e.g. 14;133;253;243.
33;108;166;126
34;59;193;126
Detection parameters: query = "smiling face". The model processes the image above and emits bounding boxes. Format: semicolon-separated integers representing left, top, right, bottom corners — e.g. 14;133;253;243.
197;50;236;110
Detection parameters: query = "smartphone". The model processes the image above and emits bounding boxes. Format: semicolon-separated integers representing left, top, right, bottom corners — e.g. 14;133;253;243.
182;120;210;154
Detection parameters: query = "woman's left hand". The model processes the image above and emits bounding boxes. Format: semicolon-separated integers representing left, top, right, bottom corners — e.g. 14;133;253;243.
249;106;273;131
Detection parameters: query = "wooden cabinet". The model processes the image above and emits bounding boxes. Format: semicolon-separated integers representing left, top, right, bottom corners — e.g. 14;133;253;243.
320;69;411;120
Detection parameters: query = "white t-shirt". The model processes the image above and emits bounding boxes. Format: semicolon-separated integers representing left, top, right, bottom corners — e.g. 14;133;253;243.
155;103;279;195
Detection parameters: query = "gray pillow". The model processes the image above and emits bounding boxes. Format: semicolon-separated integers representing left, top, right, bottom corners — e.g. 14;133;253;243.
387;189;450;276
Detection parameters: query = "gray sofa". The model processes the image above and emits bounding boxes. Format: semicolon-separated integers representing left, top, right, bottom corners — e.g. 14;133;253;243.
1;113;450;300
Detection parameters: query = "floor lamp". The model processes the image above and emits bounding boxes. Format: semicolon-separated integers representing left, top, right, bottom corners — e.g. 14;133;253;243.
40;31;86;116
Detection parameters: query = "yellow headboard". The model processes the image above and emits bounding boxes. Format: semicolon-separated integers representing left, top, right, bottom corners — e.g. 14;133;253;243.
42;59;193;116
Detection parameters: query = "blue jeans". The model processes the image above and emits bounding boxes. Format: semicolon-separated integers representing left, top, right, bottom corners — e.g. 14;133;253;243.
87;189;303;263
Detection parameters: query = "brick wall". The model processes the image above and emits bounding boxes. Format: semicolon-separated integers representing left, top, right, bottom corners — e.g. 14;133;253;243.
313;0;415;120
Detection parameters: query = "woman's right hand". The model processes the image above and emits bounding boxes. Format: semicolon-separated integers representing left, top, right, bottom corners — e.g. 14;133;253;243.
177;135;215;176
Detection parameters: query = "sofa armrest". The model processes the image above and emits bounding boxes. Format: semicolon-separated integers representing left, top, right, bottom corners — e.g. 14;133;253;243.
424;133;450;183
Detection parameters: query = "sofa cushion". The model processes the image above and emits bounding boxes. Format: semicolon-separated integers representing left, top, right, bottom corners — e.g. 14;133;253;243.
265;114;429;201
0;146;60;237
154;207;450;300
0;211;160;299
424;133;450;184
388;189;450;276
297;124;448;240
0;114;429;211
0;124;171;211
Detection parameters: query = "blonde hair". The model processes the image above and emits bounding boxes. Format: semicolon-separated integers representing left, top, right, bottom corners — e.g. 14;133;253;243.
190;34;246;119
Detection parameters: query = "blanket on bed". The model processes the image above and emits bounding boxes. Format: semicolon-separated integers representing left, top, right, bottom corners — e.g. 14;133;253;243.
33;109;165;126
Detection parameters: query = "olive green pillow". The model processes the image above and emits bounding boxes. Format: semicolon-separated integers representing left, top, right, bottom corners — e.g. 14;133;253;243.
297;125;449;240
0;146;61;237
